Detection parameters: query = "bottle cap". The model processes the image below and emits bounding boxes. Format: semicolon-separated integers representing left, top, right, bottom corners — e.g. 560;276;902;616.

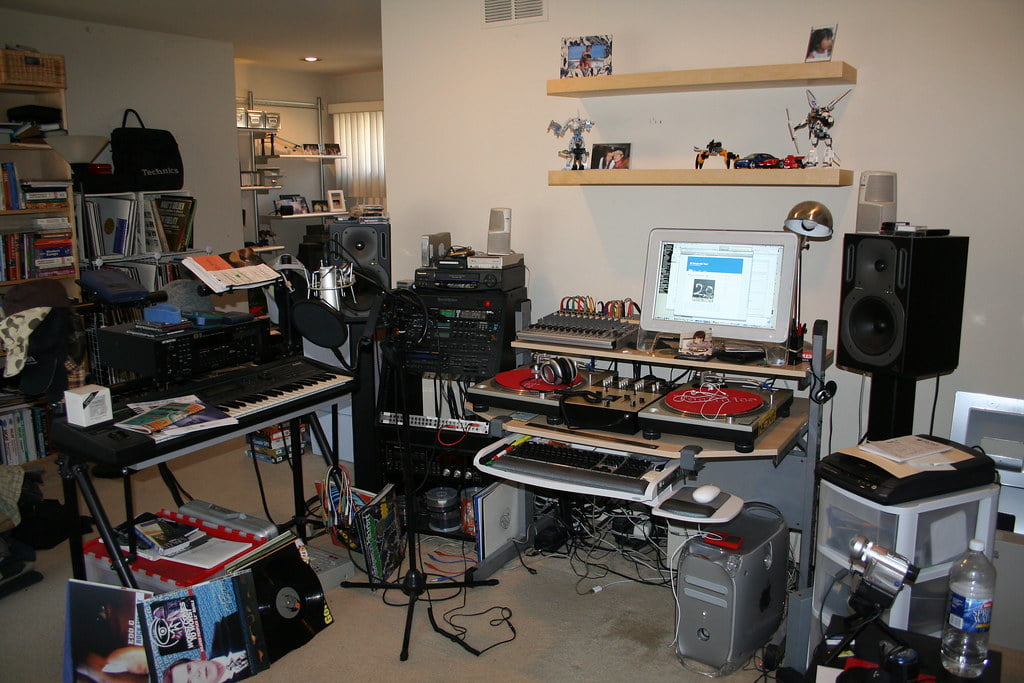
969;539;985;552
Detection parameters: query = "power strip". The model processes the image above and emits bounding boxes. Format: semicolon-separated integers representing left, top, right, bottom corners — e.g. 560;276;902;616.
379;412;489;434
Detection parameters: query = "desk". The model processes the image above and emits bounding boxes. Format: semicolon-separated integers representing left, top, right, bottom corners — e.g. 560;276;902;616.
472;320;832;670
50;356;354;588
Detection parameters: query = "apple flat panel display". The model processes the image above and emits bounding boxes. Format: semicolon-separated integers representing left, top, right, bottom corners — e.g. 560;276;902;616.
639;229;799;344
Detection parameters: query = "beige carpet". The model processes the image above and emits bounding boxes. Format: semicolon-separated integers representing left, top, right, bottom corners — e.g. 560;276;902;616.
1;439;1020;681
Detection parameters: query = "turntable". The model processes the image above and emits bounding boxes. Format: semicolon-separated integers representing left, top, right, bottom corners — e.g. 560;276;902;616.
638;384;793;453
467;366;670;434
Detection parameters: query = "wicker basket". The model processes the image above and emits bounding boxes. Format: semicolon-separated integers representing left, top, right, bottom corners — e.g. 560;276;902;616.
0;50;66;89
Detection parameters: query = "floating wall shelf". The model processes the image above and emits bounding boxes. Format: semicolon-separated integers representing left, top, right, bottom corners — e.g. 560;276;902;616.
548;168;853;187
547;61;857;97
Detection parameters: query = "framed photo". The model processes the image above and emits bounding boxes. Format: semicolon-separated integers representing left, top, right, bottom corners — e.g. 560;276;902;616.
560;35;613;78
264;112;281;130
302;143;322;155
246;110;265;128
311;200;329;213
805;25;837;62
591;143;631;169
236;107;248;128
275;194;308;215
322;143;341;156
328;190;346;213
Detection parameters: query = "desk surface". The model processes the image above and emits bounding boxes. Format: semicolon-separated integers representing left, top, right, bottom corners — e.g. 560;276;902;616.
510;339;833;381
475;397;809;460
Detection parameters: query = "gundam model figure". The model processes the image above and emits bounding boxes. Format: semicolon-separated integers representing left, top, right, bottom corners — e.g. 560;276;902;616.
789;88;852;167
548;116;594;170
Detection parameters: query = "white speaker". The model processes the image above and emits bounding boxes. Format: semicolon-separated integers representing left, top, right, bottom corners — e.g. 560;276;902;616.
856;171;897;233
487;207;512;255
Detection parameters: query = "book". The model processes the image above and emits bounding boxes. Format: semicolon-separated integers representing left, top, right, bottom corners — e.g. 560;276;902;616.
130;512;208;557
154;195;196;251
181;250;281;294
64;579;153;683
136;572;270;682
355;483;404;584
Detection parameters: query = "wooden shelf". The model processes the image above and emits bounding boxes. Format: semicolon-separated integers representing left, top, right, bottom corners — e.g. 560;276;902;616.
547;61;857;97
261;211;349;220
0;142;51;151
548;167;853;187
0;204;71;216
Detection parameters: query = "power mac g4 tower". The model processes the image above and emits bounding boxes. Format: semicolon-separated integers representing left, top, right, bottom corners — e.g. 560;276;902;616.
674;504;788;676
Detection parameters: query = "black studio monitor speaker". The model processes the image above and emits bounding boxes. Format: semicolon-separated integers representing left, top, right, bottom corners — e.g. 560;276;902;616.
327;221;391;312
838;233;969;378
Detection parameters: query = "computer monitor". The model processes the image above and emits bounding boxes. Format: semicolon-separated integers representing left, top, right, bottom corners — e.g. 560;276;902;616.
639;228;799;344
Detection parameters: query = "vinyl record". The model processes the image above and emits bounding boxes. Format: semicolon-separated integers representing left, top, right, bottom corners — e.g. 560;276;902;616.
494;367;582;393
663;386;765;417
250;543;331;662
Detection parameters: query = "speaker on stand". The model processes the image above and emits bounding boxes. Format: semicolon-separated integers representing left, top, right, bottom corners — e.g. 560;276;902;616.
325;220;393;489
837;232;969;440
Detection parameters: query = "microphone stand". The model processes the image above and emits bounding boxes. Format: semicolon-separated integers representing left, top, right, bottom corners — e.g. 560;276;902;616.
340;292;498;661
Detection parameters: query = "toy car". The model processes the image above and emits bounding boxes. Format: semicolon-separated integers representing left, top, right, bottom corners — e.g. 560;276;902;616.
781;155;806;169
734;153;781;169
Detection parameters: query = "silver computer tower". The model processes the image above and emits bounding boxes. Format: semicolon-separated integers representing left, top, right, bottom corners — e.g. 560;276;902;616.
675;504;788;675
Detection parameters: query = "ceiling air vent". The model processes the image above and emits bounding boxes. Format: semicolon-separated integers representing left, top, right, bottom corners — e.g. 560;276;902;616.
483;0;547;27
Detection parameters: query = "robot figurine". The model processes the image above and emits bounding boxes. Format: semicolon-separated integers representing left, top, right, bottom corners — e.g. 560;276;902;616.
548;116;594;170
789;88;852;167
694;140;739;169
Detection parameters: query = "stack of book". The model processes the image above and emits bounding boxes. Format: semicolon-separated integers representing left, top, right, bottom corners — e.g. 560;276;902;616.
115;512;209;559
245;423;307;463
0;216;75;281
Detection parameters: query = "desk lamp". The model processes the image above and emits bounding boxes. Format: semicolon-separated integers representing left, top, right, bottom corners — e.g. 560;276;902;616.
783;200;833;363
45;135;109;188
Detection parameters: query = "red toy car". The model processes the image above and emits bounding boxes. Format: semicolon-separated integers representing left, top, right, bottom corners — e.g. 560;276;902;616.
781;155;806;169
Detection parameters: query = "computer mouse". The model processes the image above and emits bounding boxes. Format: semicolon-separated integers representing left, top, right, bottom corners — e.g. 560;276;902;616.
692;484;721;504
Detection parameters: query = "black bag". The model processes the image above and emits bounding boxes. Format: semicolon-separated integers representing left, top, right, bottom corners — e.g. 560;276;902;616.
109;108;184;191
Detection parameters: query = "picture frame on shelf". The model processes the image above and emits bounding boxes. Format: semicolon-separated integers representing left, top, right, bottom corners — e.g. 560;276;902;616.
322;143;341;156
274;195;308;215
247;110;266;128
591;143;631;169
302;143;322;155
805;25;837;62
311;200;328;213
560;35;612;78
236;108;248;128
264;112;281;129
328;190;346;213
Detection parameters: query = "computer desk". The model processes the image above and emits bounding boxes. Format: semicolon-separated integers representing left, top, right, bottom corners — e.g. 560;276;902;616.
471;320;832;669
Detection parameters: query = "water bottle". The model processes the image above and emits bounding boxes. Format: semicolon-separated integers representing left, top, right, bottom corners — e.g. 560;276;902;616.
940;538;996;678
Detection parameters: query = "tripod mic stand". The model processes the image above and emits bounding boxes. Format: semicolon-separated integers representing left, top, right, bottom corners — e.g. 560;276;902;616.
340;306;498;661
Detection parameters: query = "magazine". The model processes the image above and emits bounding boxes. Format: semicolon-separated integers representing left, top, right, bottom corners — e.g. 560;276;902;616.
116;394;238;442
356;483;405;584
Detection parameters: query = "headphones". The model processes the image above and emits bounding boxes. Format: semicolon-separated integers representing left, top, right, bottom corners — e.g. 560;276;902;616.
531;355;578;386
812;377;838;405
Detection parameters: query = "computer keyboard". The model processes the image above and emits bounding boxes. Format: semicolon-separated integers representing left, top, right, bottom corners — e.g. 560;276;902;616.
475;436;681;502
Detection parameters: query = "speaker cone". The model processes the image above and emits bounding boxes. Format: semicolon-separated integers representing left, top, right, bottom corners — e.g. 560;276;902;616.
848;296;898;356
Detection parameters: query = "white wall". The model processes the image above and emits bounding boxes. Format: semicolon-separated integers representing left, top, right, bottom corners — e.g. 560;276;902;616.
381;0;1024;451
1;9;243;255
